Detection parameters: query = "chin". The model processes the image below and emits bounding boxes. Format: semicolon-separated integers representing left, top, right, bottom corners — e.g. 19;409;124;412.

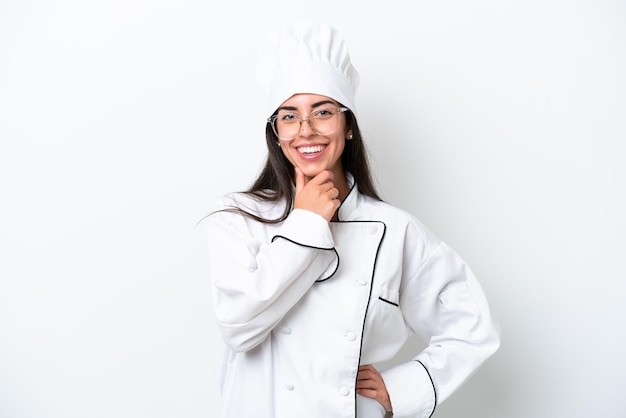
302;168;321;176
300;167;325;179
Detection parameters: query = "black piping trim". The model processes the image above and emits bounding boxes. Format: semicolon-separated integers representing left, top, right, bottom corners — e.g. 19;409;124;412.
334;180;357;222
314;247;339;282
348;220;386;417
414;360;437;418
270;235;340;282
270;234;333;250
378;296;399;307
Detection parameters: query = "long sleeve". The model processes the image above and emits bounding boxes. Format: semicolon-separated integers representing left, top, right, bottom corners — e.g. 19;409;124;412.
207;202;339;352
381;241;500;418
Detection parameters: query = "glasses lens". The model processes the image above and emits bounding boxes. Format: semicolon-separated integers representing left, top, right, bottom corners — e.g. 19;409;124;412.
273;111;300;140
272;108;341;140
309;108;339;135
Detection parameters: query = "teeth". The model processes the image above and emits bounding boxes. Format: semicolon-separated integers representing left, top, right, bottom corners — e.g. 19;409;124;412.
298;145;325;154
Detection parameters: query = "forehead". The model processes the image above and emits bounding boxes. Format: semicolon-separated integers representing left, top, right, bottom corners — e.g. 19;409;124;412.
278;93;337;110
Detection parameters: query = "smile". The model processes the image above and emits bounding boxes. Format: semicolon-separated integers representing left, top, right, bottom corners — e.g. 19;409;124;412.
297;145;326;155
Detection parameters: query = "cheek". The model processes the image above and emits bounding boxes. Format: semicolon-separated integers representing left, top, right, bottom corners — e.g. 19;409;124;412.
279;144;295;164
336;138;346;155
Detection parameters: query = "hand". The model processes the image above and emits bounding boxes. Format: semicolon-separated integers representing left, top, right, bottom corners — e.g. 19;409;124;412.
356;364;392;413
293;167;340;221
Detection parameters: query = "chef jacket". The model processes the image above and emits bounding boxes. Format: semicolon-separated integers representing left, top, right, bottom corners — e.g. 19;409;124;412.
206;177;500;418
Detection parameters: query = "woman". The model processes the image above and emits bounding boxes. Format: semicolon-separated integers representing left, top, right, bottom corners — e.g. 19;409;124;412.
206;22;500;418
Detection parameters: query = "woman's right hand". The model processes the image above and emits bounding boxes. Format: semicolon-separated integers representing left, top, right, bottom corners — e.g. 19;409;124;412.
294;167;340;221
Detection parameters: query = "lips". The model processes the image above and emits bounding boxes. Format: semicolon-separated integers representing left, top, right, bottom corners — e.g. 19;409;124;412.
297;145;326;155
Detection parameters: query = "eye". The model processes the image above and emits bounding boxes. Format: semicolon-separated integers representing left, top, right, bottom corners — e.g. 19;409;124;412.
278;112;299;123
312;108;336;119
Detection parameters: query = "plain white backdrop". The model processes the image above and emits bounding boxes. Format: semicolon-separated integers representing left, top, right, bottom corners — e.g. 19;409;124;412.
1;1;625;417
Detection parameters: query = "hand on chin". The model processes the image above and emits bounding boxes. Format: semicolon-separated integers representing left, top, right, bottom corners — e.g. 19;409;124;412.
296;165;325;183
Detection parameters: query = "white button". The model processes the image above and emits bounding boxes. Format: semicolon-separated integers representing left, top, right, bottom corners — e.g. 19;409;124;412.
280;327;292;335
356;278;367;286
339;386;350;396
285;383;294;391
345;332;356;341
369;225;379;235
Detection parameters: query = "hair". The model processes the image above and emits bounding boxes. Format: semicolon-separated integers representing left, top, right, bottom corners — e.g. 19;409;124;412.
219;108;382;224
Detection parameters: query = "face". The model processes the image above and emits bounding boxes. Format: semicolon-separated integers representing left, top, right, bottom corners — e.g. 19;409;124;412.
275;94;352;181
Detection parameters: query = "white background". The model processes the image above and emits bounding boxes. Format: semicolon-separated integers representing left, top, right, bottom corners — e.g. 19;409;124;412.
1;1;625;417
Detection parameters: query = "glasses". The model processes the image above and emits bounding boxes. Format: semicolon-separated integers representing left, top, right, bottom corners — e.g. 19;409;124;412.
268;107;349;141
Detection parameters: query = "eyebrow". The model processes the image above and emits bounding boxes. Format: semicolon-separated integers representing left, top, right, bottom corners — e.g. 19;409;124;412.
277;100;337;112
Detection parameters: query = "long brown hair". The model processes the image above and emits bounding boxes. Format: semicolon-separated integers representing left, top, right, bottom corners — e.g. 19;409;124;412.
222;109;381;223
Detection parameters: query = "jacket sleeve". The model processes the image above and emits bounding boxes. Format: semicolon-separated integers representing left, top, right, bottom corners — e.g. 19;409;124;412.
381;240;500;418
207;204;339;352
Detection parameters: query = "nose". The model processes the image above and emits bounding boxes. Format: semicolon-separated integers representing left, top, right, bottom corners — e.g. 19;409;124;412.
297;117;315;136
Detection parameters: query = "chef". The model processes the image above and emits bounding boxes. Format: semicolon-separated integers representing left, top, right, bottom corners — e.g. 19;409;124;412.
206;22;500;418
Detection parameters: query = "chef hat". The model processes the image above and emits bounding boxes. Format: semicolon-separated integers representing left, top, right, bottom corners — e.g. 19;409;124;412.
254;22;360;117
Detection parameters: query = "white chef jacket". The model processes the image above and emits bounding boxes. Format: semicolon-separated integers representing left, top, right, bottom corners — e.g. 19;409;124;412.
206;177;500;418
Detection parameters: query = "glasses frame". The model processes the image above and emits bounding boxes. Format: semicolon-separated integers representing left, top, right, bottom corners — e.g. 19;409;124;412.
267;107;349;141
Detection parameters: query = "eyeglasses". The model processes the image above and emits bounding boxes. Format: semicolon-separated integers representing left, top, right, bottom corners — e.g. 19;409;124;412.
267;107;349;141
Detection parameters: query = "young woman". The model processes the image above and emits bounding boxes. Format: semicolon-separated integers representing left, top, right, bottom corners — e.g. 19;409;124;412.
206;22;500;418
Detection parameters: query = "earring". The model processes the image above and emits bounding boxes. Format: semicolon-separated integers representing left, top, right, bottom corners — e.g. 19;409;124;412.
347;134;353;140
276;141;281;146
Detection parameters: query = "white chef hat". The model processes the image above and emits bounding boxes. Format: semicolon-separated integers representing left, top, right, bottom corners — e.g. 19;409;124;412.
254;22;360;117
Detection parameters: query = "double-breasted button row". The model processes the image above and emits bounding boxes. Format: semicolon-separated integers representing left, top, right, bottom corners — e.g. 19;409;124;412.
284;383;351;397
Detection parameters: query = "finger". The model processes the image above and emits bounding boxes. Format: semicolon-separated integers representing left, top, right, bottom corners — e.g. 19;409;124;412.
294;167;305;194
357;365;392;412
308;169;334;186
357;371;374;382
319;179;339;197
356;388;379;398
356;379;376;388
357;365;378;379
356;380;378;390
